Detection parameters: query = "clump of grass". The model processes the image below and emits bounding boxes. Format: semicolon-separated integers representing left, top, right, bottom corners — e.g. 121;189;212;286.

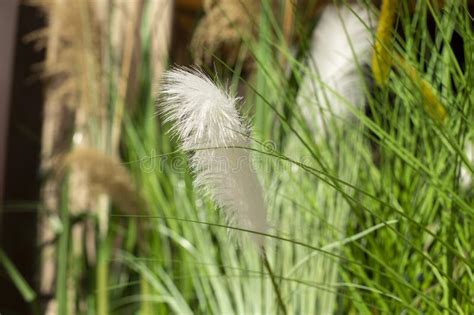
6;1;472;314
126;1;473;313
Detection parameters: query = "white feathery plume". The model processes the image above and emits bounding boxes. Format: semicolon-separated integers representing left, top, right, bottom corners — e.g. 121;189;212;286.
159;68;267;247
297;3;375;137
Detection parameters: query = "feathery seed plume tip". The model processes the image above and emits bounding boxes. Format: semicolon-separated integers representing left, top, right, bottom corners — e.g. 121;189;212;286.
159;68;268;248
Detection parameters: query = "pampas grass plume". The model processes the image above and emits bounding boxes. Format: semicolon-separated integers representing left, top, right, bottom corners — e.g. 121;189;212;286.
394;54;447;123
57;147;144;214
159;68;268;247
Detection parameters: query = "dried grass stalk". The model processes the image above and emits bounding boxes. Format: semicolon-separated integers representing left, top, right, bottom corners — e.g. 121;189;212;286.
394;54;447;123
32;0;106;115
30;1;165;312
58;147;144;214
297;2;376;137
149;0;173;85
191;0;259;65
372;0;397;87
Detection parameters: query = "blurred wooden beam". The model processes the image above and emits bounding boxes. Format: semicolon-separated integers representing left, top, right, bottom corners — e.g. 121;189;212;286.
0;2;45;315
176;0;203;11
0;0;18;224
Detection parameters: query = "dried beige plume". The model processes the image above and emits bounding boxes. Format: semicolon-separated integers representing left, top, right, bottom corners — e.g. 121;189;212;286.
191;0;258;65
460;141;473;189
30;0;106;115
57;147;144;214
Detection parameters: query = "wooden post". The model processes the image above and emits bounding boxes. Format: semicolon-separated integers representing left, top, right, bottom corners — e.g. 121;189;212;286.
0;0;18;228
0;2;45;314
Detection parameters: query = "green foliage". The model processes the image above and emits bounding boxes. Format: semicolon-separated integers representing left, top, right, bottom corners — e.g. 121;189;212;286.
7;0;471;314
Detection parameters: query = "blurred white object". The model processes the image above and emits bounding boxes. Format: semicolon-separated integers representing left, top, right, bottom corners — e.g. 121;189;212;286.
297;3;375;137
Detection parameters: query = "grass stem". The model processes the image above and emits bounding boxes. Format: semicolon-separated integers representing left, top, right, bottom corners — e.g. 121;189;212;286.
263;251;287;315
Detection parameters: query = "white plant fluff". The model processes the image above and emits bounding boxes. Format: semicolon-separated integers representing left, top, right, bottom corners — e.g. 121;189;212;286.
297;3;375;137
159;68;267;247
